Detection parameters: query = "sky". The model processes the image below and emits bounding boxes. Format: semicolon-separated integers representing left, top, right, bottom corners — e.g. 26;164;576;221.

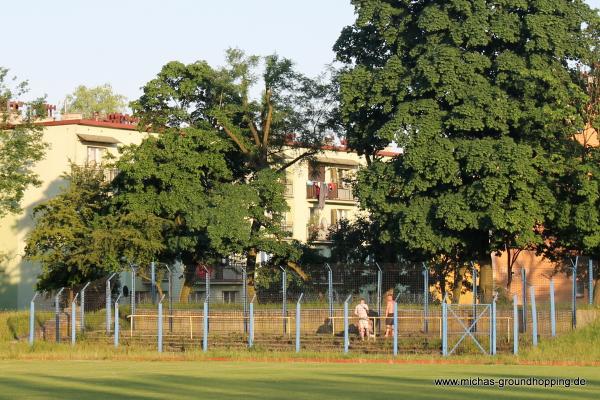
1;0;599;108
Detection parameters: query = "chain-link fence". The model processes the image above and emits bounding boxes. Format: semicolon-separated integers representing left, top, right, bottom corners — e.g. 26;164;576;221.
25;257;598;355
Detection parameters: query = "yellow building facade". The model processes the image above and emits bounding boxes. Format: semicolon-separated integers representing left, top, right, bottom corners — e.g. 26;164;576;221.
0;118;149;309
0;116;394;308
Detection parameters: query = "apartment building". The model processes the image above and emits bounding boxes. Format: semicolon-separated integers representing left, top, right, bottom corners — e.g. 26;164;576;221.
0;113;149;309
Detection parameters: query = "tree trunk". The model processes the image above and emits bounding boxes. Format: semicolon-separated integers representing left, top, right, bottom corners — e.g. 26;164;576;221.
178;265;196;303
452;266;466;304
506;250;513;294
478;258;494;303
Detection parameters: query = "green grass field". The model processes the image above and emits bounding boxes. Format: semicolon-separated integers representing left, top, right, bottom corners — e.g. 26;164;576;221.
1;311;600;399
0;360;597;399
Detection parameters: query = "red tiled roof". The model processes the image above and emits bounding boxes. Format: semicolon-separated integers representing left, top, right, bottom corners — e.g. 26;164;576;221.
36;119;140;131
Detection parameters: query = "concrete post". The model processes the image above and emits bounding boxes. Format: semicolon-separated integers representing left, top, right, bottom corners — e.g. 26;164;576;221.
114;294;122;348
550;278;556;337
203;297;209;352
158;294;164;353
571;256;578;329
80;282;90;333
423;262;429;333
106;273;117;335
530;286;538;347
296;293;303;353
343;295;351;354
55;287;64;343
29;292;38;345
513;295;519;355
71;293;79;346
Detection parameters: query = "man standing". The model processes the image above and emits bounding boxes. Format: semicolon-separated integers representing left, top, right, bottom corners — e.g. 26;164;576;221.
354;298;370;341
384;293;394;338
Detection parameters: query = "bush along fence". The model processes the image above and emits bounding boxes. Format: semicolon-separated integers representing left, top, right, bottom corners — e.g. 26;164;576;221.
27;258;598;355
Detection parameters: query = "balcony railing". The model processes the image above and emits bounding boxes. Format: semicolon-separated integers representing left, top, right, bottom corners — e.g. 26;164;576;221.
306;183;355;202
280;223;294;234
79;165;119;183
307;226;331;242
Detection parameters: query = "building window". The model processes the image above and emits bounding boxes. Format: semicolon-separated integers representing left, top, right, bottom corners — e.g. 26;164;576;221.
331;209;349;226
308;161;325;181
87;146;106;164
223;291;237;304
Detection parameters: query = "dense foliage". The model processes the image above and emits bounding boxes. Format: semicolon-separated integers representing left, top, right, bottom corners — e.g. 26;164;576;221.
334;0;600;300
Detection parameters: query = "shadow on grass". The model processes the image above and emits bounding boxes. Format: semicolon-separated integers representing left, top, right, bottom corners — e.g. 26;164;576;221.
0;362;598;400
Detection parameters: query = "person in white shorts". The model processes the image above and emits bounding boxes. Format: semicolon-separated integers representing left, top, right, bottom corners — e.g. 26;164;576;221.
354;298;370;340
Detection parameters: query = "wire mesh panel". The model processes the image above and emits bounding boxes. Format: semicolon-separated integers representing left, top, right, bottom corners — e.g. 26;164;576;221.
446;303;493;355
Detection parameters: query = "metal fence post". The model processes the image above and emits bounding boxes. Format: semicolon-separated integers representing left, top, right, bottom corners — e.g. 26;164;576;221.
491;296;497;355
513;295;519;355
203;265;210;334
296;293;303;353
281;267;287;335
521;267;527;332
423;262;429;333
571;257;578;329
326;263;333;321
249;295;255;348
242;267;248;334
442;295;448;356
393;298;398;356
130;265;137;318
151;261;156;304
589;259;594;306
472;262;478;333
114;294;122;348
55;287;64;343
106;273;117;335
376;263;382;334
165;265;173;333
530;286;538;347
343;294;351;354
80;282;90;333
29;292;38;345
203;296;209;352
550;278;556;337
158;294;164;353
71;293;79;346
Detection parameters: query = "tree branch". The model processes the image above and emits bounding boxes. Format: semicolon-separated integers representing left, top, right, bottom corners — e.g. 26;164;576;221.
262;89;273;145
242;89;261;147
248;119;261;146
215;118;250;154
276;149;318;173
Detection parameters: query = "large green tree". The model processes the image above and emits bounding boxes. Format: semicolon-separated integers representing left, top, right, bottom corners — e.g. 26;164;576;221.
65;84;127;118
24;164;164;291
132;49;337;292
542;48;600;303
0;67;47;220
335;0;599;301
112;128;300;301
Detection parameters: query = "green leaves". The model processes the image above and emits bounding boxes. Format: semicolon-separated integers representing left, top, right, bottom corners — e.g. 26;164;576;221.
65;84;127;118
336;0;599;266
0;68;48;219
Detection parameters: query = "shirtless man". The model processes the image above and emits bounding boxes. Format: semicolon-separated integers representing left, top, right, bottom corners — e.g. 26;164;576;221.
384;293;395;337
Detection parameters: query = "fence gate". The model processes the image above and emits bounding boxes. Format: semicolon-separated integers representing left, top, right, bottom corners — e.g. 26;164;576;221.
443;303;494;356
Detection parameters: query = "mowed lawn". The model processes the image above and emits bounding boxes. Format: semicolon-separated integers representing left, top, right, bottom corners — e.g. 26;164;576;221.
0;360;598;400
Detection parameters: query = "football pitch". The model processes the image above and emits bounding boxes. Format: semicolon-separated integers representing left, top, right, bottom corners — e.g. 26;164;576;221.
0;360;598;400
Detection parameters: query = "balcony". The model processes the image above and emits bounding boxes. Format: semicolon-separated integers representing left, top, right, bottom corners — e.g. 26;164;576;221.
78;165;119;183
306;183;355;202
280;223;294;234
307;225;331;242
